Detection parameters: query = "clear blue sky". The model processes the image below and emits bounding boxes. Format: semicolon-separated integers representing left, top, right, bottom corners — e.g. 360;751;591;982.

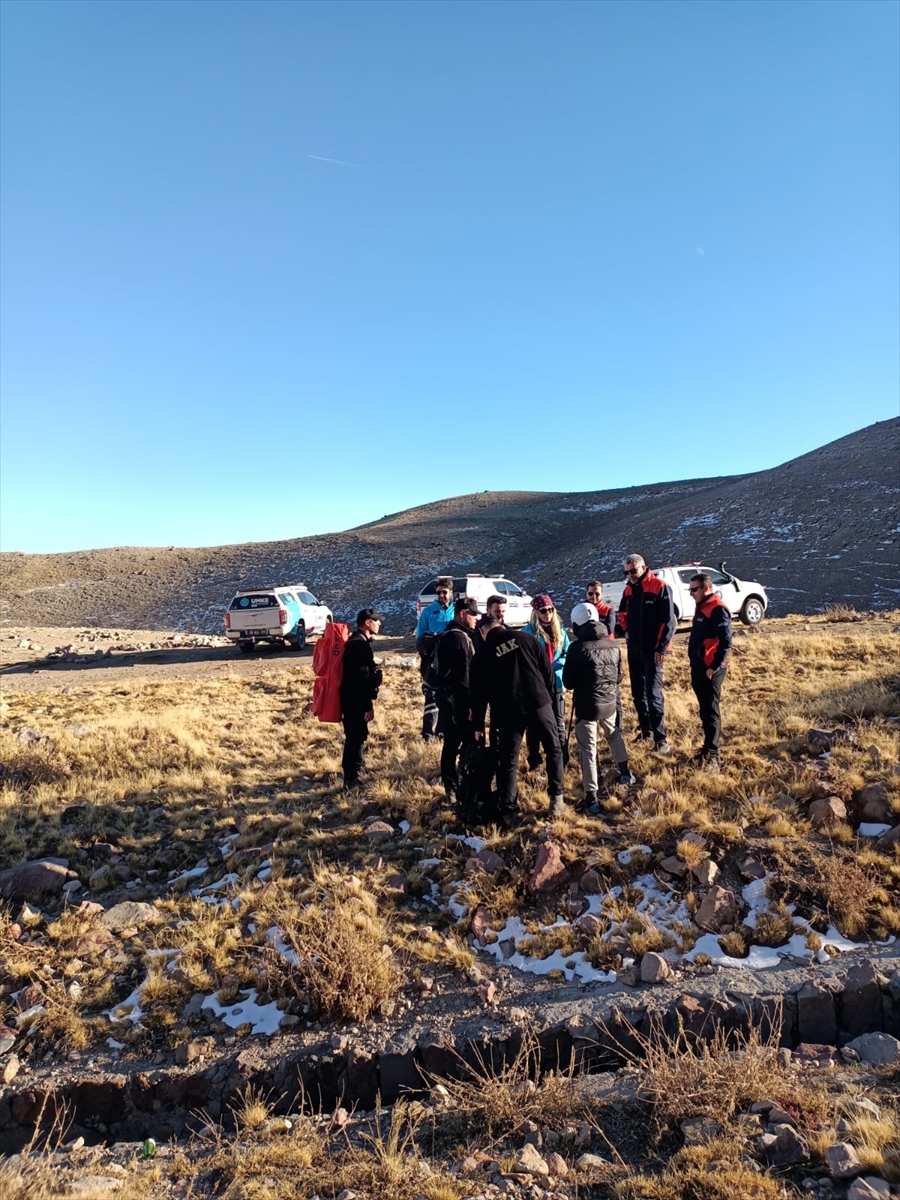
1;0;897;553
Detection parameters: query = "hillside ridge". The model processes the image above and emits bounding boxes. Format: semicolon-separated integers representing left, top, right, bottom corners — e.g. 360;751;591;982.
1;418;897;632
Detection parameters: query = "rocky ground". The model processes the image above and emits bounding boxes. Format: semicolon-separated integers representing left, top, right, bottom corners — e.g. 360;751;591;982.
0;614;898;1197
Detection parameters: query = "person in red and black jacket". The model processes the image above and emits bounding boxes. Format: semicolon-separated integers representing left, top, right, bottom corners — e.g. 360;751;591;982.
617;554;676;753
687;572;732;769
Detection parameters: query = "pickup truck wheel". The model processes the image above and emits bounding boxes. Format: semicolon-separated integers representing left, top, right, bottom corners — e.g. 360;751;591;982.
239;642;254;654
291;625;307;650
739;596;765;626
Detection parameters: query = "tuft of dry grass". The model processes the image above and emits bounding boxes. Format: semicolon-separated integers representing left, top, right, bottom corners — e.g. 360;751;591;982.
426;1024;591;1140
278;880;402;1022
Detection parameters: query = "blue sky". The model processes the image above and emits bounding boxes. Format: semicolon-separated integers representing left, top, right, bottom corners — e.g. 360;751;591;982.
1;0;897;553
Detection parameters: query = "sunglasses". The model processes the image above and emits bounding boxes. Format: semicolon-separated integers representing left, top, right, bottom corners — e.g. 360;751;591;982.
538;606;555;613
436;590;450;596
688;585;703;593
624;568;640;576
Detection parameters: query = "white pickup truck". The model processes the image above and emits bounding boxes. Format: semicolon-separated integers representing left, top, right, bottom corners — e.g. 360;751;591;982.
224;584;332;651
603;562;768;625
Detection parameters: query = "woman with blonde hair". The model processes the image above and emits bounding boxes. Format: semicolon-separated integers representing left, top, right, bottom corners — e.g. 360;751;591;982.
521;594;569;768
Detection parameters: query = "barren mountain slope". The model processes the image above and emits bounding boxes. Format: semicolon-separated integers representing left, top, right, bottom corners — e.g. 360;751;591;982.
1;418;897;633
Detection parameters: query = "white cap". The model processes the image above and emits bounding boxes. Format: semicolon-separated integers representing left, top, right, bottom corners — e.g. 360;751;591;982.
571;602;599;627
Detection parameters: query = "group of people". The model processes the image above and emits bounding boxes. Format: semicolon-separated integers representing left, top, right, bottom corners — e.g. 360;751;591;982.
339;554;733;816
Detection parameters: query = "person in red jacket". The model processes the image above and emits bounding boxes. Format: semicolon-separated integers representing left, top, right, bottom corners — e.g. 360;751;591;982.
616;554;676;754
687;573;732;770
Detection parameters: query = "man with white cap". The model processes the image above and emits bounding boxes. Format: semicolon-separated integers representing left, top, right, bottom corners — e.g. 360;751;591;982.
563;602;635;810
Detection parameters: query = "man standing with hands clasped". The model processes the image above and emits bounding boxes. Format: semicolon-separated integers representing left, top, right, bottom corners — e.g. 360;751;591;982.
617;554;676;754
687;573;732;771
339;608;383;790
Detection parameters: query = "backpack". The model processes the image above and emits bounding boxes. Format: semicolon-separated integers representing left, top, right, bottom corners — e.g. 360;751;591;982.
312;622;350;722
416;631;444;691
455;742;502;826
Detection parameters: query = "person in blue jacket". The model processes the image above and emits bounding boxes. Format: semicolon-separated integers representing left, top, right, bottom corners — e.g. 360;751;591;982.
415;576;456;739
521;593;569;768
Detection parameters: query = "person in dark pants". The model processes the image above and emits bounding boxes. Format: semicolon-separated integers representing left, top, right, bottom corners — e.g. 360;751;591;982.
521;594;569;770
616;554;676;755
586;580;622;731
435;597;480;801
563;603;635;809
687;573;732;770
415;576;456;740
339;608;383;788
470;617;566;818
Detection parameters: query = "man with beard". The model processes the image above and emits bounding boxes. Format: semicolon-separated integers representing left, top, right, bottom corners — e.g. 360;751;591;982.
617;554;676;754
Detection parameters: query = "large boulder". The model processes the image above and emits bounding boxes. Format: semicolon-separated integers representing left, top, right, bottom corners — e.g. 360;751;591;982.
0;859;76;900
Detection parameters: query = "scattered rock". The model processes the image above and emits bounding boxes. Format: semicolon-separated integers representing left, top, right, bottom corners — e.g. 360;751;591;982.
693;859;719;887
824;1141;864;1179
69;928;118;957
516;1143;549;1176
660;856;687;877
0;858;76;900
844;1033;900;1066
528;841;569;893
466;848;504;874
759;1125;808;1167
681;1116;720;1144
575;1153;608;1171
88;864;114;891
854;783;892;823
808;796;847;828
579;869;603;893
383;873;408;897
545;1151;568;1176
848;1178;890;1200
1;1054;20;1085
364;821;394;842
471;907;491;946
694;885;737;932
68;1177;123;1194
808;727;850;750
640;952;670;984
99;901;160;932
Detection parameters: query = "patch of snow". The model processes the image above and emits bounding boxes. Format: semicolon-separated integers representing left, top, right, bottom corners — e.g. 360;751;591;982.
201;988;283;1035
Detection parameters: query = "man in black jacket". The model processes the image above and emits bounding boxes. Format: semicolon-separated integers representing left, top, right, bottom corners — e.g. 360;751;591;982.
617;554;676;754
470;617;566;818
687;573;732;769
563;603;635;809
435;597;480;801
339;608;383;789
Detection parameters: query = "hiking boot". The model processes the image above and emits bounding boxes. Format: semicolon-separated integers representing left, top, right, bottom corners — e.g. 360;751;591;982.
701;755;720;774
548;794;567;818
616;763;636;785
575;791;598;813
652;741;671;756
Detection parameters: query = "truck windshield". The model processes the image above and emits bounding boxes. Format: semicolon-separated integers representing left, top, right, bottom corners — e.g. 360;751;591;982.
230;594;277;609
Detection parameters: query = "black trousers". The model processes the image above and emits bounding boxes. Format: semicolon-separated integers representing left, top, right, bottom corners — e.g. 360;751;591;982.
627;648;666;742
496;705;564;810
342;711;369;785
438;698;475;789
526;690;566;766
421;684;445;739
691;663;725;753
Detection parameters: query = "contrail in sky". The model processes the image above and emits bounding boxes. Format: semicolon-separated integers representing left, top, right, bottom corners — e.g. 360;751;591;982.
307;154;368;169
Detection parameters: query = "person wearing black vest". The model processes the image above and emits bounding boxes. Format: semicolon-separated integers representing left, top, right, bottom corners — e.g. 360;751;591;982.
687;573;732;769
